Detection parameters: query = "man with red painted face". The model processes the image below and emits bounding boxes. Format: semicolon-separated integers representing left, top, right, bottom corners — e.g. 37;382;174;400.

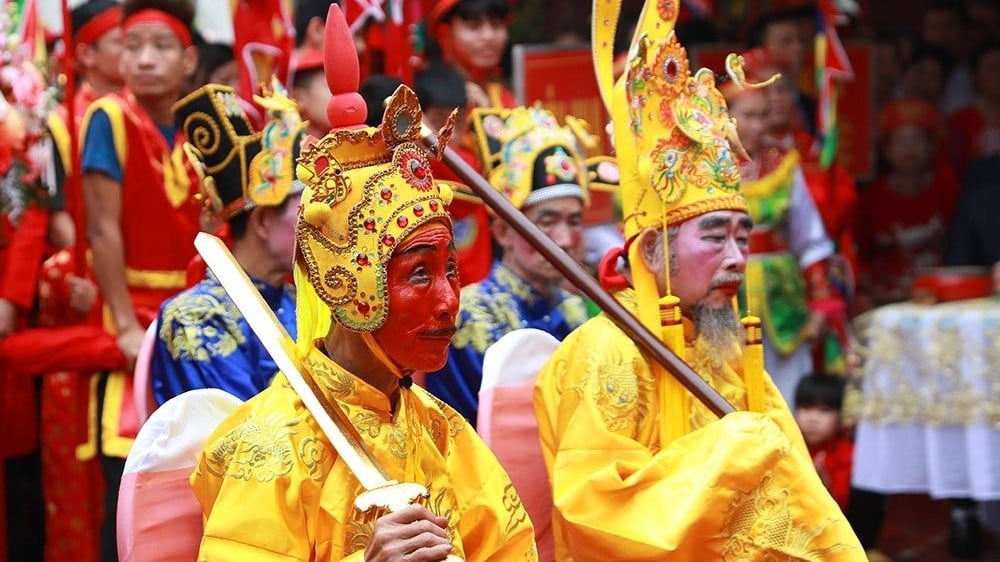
189;8;536;561
423;0;515;109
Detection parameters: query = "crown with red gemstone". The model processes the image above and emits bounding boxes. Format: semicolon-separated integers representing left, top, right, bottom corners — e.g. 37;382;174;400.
294;5;459;332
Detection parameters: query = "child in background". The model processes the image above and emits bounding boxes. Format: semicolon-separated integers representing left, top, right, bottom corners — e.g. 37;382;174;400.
797;375;894;559
794;373;853;512
855;99;959;310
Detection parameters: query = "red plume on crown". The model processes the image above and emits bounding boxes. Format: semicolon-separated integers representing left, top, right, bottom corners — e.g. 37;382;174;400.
324;5;368;130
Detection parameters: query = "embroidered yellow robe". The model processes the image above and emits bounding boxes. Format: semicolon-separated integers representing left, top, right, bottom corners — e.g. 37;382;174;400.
534;289;865;561
191;346;537;561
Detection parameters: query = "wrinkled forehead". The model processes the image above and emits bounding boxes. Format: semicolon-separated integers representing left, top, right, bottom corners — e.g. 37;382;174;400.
393;220;455;256
683;210;753;232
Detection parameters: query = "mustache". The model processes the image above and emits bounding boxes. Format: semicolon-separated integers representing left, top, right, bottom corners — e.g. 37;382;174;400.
421;327;458;337
710;273;745;289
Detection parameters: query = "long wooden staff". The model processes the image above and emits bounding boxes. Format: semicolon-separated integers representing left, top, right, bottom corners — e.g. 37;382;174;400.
419;128;736;418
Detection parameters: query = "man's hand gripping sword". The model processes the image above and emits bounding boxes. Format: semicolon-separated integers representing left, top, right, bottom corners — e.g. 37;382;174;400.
195;233;462;560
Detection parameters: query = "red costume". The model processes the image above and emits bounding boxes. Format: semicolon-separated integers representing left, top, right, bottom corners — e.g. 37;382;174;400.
858;100;960;307
949;104;1000;180
79;88;202;460
808;433;854;512
855;166;959;307
32;81;109;562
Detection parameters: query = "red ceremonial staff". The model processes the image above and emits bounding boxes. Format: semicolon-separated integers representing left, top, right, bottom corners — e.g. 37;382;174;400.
59;0;86;276
419;131;737;418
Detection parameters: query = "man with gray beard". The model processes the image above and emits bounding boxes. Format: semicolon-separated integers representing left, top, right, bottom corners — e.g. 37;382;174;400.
530;0;864;557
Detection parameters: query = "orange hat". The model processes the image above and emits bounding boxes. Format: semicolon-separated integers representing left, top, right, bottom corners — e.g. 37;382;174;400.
291;47;325;75
422;0;514;31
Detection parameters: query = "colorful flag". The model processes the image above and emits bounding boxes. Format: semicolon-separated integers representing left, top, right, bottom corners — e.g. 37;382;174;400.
815;0;854;169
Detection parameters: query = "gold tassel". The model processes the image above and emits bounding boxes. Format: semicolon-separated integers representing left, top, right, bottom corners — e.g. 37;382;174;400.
659;294;689;443
741;314;765;413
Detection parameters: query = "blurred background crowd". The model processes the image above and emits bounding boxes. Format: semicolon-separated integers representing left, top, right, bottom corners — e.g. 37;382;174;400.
1;0;999;561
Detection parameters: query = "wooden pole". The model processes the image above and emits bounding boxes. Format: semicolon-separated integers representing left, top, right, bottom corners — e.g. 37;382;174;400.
422;129;735;418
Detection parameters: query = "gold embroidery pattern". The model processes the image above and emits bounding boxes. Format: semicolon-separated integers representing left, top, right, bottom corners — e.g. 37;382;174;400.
559;297;589;331
429;486;459;536
500;482;530;536
590;353;640;433
299;436;329;481
858;301;1000;426
353;410;384;439
687;339;747;431
205;413;299;482
720;474;850;561
453;264;588;354
308;354;358;398
452;296;493;353
426;394;467;438
344;516;373;556
386;425;408;459
159;287;246;361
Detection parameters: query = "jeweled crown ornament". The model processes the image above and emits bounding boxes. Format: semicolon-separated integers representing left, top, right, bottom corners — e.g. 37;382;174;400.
598;0;767;240
294;4;458;332
469;105;617;210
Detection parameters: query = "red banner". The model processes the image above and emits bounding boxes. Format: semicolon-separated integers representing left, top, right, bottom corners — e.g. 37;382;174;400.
513;45;615;225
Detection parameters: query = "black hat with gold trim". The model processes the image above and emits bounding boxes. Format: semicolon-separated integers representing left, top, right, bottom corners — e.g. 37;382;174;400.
173;80;306;222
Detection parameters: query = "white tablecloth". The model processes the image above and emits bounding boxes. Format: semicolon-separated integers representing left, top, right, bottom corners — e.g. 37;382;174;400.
852;298;1000;500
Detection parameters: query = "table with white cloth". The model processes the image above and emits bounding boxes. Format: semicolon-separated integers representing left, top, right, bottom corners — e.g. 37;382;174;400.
852;298;1000;500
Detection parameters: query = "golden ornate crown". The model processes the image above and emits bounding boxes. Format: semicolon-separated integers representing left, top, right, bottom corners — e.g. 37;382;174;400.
469;105;619;210
598;1;751;241
294;7;459;333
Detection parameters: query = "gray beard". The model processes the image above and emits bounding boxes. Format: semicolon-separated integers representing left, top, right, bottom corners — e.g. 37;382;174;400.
691;302;743;352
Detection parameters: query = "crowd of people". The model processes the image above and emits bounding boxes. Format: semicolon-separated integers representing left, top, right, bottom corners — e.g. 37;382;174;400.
0;0;997;560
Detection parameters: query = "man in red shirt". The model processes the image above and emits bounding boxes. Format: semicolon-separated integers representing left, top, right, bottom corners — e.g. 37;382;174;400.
79;0;202;558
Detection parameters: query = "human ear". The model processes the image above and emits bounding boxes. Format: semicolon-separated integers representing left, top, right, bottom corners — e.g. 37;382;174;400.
636;227;661;273
491;217;513;250
182;45;199;78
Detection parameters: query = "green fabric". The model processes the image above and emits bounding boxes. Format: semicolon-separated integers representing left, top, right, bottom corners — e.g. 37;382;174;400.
741;252;810;355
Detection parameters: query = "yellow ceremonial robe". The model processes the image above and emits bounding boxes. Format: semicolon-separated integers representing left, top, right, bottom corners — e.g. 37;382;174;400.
535;289;864;561
191;346;537;561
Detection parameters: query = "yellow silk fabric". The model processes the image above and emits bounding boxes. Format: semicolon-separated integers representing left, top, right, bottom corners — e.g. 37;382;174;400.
191;346;537;561
534;289;864;561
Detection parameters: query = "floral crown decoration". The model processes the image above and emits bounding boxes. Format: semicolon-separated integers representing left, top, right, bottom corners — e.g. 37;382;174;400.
468;104;620;210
